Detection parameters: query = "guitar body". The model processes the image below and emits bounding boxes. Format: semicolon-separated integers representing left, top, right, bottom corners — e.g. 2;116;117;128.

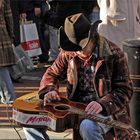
13;92;139;139
13;92;86;132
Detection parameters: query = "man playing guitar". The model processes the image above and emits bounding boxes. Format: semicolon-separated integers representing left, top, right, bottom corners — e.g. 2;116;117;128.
23;13;133;140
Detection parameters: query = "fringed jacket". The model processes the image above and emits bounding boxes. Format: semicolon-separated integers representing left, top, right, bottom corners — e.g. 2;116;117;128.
39;36;133;140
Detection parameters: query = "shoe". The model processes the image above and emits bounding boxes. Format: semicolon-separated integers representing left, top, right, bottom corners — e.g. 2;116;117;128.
47;60;54;65
12;77;22;83
37;62;46;68
8;101;14;105
1;100;14;105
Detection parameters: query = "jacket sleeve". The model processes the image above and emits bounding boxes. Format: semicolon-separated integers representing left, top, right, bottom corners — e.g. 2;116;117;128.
4;0;14;41
98;46;133;116
38;50;68;99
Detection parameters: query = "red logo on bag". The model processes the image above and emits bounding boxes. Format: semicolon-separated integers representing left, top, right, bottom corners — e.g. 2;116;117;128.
21;40;40;51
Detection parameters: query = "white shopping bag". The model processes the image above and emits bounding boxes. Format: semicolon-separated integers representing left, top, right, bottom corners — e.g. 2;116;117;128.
20;21;42;57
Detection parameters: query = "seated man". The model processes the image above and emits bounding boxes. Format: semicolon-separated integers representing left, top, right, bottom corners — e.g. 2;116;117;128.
23;13;133;140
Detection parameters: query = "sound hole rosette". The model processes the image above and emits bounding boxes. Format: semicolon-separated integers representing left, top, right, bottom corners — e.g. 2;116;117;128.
54;104;70;112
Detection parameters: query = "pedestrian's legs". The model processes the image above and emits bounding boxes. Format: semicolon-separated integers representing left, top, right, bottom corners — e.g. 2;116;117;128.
23;127;50;140
0;80;8;103
37;19;49;63
48;25;59;62
0;67;15;103
79;119;111;140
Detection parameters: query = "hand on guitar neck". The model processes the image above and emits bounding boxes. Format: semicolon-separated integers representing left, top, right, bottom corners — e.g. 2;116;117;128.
85;101;103;115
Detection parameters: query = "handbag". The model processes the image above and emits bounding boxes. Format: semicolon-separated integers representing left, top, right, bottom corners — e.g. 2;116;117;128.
9;45;34;80
20;20;42;57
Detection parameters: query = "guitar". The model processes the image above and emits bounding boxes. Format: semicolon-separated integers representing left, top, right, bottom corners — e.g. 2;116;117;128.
13;92;139;139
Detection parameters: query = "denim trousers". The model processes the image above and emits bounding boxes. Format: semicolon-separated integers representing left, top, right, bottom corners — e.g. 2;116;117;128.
23;116;112;140
0;67;15;103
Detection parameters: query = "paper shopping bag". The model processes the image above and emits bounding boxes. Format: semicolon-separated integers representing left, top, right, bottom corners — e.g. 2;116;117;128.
20;22;42;57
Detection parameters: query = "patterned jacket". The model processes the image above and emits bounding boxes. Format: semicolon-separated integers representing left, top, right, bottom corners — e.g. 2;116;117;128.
39;36;134;140
0;0;16;67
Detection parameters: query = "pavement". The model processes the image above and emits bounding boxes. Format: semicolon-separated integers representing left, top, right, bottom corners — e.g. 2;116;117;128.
0;64;73;140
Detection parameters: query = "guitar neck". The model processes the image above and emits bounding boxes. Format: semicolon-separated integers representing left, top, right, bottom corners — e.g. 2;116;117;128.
70;106;138;136
88;114;132;131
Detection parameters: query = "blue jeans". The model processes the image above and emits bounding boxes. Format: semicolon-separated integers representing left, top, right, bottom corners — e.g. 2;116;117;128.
79;118;111;140
23;117;111;140
0;67;15;103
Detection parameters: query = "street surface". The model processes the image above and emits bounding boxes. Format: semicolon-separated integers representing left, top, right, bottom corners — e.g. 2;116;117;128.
0;66;72;140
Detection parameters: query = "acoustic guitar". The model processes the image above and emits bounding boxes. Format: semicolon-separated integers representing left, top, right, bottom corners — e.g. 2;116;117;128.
13;92;139;139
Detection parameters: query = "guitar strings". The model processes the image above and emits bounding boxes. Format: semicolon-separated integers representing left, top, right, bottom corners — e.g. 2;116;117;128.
69;105;137;135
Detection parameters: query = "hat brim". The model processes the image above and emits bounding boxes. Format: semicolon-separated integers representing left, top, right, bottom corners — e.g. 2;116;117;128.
58;20;102;51
58;27;82;51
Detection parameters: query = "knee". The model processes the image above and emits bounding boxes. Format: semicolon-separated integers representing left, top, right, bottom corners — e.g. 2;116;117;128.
79;119;98;135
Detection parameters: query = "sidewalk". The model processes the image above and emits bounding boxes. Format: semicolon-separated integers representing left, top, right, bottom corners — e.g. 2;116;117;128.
0;65;73;140
0;128;73;140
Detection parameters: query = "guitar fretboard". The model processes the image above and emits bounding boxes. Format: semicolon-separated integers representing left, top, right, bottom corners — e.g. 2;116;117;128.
69;106;138;137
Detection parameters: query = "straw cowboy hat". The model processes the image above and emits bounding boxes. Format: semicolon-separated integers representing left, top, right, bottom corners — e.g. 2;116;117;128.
59;13;101;51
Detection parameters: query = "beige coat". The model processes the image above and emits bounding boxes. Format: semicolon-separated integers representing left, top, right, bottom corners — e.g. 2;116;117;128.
97;0;140;49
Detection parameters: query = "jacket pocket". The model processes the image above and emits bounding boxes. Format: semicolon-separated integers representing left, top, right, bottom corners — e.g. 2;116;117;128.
98;75;111;97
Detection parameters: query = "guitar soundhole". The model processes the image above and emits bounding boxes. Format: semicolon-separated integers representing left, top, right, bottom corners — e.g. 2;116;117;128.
54;105;70;111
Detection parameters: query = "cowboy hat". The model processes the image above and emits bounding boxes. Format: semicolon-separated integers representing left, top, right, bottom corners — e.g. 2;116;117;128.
58;13;101;51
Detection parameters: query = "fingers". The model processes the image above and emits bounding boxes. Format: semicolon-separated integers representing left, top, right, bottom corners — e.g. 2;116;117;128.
44;91;60;106
85;101;103;115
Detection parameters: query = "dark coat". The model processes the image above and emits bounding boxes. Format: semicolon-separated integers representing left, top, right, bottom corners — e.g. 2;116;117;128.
38;36;133;140
43;0;95;28
10;0;26;46
0;0;16;67
24;0;42;20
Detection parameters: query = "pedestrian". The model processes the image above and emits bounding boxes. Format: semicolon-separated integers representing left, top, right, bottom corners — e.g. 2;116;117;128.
23;13;133;140
9;0;27;82
97;0;140;50
10;0;27;47
25;0;49;65
0;0;17;104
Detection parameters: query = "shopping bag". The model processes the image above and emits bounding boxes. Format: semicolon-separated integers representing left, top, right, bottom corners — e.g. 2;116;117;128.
9;45;34;80
20;21;42;57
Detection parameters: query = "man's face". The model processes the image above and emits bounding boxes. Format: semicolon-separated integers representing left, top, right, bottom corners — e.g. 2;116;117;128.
76;40;94;59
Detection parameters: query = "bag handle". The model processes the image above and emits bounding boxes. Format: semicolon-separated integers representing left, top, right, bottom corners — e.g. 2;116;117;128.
20;18;33;25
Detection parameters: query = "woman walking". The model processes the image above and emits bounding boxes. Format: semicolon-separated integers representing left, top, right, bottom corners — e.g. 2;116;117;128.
0;0;16;104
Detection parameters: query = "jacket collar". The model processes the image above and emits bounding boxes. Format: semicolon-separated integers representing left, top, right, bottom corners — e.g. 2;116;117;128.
98;36;113;58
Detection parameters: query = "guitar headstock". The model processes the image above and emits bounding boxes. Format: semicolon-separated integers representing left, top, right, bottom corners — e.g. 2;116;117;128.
128;127;140;140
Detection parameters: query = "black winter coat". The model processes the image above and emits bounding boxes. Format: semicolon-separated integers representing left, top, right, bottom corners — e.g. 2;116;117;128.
43;0;95;28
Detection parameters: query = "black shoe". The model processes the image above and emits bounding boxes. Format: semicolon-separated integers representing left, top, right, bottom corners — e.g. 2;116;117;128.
12;77;22;83
47;60;54;65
